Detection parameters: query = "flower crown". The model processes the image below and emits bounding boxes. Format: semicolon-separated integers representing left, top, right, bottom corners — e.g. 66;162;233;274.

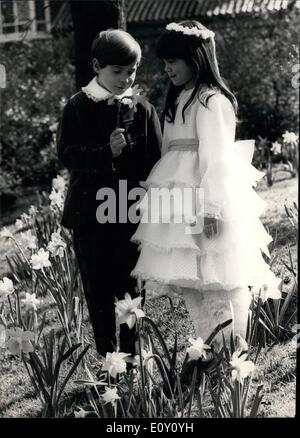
166;23;215;40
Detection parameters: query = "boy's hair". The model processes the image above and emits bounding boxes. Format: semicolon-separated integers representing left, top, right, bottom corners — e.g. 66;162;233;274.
156;20;238;123
91;29;142;67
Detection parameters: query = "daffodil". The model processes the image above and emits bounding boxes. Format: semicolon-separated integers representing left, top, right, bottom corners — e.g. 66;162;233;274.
20;213;31;223
30;248;51;270
74;407;89;418
115;293;145;329
6;327;35;356
52;175;66;192
0;227;13;240
0;277;15;301
102;351;131;378
249;276;282;303
271;142;281;155
47;230;66;258
230;352;255;383
107;84;143;112
187;337;211;361
28;205;38;216
15;219;23;229
20;230;37;250
235;335;248;355
283;131;298;144
21;292;41;311
121;85;143;111
49;189;64;210
134;348;153;368
101;386;121;405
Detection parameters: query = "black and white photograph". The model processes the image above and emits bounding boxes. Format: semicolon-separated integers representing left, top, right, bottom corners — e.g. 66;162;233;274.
0;0;298;420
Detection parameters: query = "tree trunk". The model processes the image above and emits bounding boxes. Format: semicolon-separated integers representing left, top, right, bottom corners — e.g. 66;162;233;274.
117;0;126;30
69;0;125;90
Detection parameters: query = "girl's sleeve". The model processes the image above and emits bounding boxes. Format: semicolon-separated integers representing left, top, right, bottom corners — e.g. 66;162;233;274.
56;100;113;173
196;93;237;221
146;103;163;168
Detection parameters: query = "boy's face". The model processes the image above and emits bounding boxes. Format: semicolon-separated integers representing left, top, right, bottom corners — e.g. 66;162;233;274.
94;60;138;95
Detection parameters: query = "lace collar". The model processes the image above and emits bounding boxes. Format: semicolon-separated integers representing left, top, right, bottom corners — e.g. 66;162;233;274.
82;77;134;103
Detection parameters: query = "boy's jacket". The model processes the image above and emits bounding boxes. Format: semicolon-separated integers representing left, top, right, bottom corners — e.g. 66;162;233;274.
56;91;162;229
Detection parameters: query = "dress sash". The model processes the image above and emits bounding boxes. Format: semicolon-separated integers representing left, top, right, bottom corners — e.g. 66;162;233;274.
167;138;198;152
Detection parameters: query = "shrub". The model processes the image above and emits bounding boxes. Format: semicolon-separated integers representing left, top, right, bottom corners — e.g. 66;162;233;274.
133;6;299;142
0;35;75;196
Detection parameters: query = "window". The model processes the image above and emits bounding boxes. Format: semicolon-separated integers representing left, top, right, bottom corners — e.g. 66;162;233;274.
0;0;51;43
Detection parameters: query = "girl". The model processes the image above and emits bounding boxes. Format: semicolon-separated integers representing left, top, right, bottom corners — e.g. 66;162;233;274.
57;29;161;358
130;21;281;341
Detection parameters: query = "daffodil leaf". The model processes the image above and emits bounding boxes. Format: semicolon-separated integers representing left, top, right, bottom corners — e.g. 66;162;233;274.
205;318;232;345
142;316;173;367
57;344;90;404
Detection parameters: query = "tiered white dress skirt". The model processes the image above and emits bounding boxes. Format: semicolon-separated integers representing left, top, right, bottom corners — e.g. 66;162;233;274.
130;139;281;300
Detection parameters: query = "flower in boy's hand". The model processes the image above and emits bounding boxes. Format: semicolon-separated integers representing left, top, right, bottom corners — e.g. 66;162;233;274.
119;84;144;112
128;84;143;112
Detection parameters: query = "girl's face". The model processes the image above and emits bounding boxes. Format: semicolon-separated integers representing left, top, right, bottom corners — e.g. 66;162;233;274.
94;60;138;95
163;58;196;89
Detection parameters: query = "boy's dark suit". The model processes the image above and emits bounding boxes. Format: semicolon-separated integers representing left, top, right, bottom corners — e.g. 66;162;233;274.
56;90;162;356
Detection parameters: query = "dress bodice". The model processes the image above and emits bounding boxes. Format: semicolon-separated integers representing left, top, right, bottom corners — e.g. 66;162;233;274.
162;87;236;156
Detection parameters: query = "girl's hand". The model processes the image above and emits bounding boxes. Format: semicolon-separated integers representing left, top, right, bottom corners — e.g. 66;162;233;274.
204;216;219;239
110;128;126;158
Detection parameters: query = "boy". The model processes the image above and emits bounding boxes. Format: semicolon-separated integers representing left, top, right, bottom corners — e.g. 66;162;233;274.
56;29;162;358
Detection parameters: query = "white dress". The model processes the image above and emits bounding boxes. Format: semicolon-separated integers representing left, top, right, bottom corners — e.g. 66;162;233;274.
130;88;281;300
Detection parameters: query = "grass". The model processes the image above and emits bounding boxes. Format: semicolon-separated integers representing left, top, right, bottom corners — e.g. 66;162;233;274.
0;171;297;418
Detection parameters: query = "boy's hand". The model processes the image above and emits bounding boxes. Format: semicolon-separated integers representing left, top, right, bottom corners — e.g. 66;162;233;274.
204;216;219;239
110;128;126;158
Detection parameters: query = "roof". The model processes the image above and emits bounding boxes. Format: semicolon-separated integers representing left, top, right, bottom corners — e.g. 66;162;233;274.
51;0;298;30
127;0;296;23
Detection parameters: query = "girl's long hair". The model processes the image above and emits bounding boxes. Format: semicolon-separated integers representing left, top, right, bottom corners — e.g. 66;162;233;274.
156;20;238;123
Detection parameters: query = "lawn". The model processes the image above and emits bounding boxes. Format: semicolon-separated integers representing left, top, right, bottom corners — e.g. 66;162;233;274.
0;171;297;418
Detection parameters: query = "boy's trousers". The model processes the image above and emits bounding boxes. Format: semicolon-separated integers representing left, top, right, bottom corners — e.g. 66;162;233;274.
73;222;140;357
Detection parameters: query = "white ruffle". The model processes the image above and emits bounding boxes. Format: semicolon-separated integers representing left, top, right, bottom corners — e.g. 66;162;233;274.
130;141;281;299
131;244;281;299
145;150;200;188
131;215;272;257
82;77;134;102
